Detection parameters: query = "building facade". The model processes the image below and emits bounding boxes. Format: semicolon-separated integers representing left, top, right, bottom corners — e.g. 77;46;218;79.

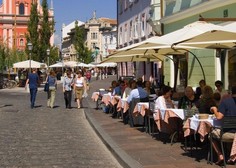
61;20;84;61
61;12;117;63
149;0;236;90
0;0;54;51
117;0;161;81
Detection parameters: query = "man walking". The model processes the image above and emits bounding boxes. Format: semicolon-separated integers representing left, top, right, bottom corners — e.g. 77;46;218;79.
25;68;39;109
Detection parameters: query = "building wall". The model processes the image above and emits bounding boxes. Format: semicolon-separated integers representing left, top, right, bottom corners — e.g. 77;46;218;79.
0;0;54;50
61;13;117;63
117;0;157;80
160;0;236;89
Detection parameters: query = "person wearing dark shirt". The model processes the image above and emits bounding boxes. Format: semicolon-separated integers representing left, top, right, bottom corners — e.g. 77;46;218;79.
196;85;216;114
25;68;39;109
178;86;199;109
195;79;206;99
210;85;236;165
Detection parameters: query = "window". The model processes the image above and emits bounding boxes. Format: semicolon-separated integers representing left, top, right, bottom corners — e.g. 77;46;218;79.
119;0;123;14
19;3;25;15
20;39;24;46
110;34;113;44
124;24;128;43
141;14;145;37
119;27;123;45
134;17;139;38
91;32;97;39
129;21;133;40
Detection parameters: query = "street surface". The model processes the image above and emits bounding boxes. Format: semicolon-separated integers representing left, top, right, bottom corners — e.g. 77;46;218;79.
0;83;122;168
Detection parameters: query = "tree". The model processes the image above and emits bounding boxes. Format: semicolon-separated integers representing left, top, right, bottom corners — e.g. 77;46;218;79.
26;0;55;63
26;1;40;61
73;21;94;64
39;0;55;62
0;45;7;72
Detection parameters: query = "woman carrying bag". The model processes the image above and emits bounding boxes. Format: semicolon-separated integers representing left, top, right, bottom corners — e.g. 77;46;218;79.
73;70;87;109
46;70;57;108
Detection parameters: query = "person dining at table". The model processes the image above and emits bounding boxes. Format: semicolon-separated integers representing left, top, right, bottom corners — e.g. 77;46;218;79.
144;81;156;95
196;85;216;114
195;79;206;99
155;85;175;110
178;86;199;109
210;85;236;165
127;80;148;103
122;80;134;99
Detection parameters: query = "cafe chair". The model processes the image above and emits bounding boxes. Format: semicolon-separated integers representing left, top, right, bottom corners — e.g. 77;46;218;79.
128;98;140;127
147;101;158;137
96;88;108;109
219;116;236;167
183;109;196;151
208;116;236;167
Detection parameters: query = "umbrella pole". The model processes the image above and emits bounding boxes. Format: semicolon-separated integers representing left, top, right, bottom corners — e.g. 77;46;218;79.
173;48;206;82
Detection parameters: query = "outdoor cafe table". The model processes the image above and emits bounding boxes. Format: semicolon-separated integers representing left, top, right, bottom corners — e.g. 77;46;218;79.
183;115;221;142
133;102;149;117
91;91;99;102
117;98;129;113
101;94;120;106
153;109;185;132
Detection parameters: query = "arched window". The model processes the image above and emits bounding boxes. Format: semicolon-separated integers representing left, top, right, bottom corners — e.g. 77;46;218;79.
20;39;24;46
19;3;25;15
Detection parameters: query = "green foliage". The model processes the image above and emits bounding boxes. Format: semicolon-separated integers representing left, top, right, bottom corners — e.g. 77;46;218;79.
39;0;54;62
26;1;40;61
73;21;94;64
0;45;7;72
26;0;55;63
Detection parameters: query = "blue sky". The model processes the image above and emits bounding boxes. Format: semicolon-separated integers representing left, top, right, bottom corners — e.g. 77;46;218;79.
53;0;117;45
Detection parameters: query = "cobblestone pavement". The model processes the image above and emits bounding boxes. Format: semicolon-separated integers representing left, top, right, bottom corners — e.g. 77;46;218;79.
0;83;122;168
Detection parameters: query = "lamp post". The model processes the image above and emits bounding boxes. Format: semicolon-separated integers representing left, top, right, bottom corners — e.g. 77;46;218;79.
27;42;32;73
46;48;50;70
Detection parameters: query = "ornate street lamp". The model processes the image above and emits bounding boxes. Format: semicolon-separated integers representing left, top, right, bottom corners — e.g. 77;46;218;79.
27;42;32;73
46;48;50;69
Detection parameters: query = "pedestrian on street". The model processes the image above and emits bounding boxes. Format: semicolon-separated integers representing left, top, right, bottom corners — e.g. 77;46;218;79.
25;68;39;109
46;70;57;108
73;70;87;109
63;70;74;109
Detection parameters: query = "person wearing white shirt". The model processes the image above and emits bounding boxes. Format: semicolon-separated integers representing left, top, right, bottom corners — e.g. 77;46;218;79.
155;85;175;110
127;80;148;103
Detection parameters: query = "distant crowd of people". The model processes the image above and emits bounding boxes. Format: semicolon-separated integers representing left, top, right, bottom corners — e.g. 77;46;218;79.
25;68;92;110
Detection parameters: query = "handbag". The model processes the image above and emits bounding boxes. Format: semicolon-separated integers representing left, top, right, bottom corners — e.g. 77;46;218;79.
44;77;49;92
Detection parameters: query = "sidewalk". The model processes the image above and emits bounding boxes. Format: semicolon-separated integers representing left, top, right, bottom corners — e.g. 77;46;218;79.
84;76;226;168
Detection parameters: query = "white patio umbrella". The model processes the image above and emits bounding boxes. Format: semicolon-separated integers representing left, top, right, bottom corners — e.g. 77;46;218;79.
173;22;236;49
63;61;78;67
77;62;90;67
87;63;96;68
13;60;47;68
96;62;117;67
131;21;231;51
49;62;65;68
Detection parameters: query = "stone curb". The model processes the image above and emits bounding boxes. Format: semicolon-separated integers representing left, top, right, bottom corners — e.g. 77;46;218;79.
85;108;143;168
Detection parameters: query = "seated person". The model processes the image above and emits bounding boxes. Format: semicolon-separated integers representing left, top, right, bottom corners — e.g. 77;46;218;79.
127;80;148;103
144;81;156;95
195;79;206;99
155;85;175;110
122;80;134;99
178;86;199;109
113;80;123;96
213;92;221;107
215;80;228;97
210;85;236;165
196;85;216;114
